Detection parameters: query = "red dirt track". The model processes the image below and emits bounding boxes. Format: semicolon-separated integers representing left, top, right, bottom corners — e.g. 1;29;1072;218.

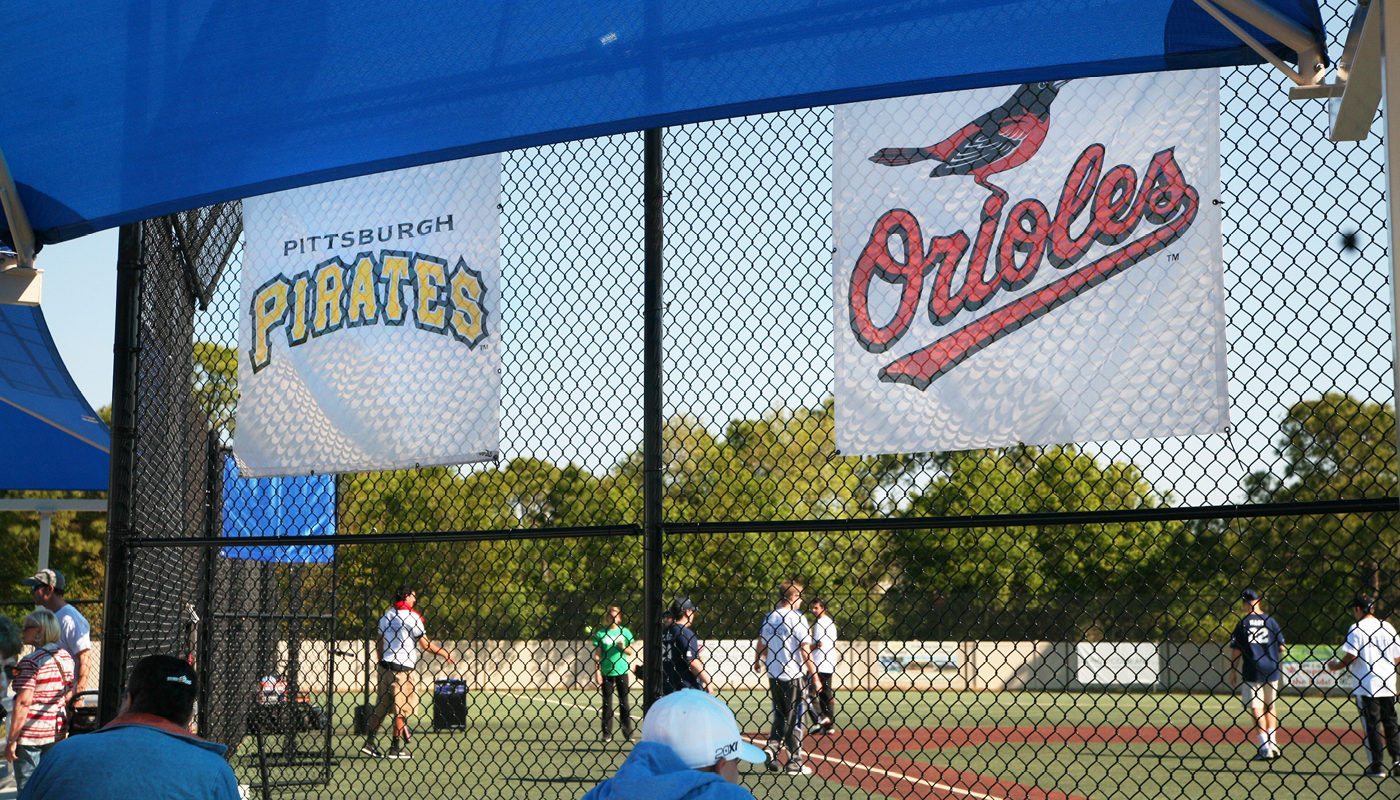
748;724;1363;800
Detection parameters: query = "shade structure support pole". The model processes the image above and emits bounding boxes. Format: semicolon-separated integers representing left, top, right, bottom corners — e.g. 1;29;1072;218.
99;223;144;724
37;512;52;571
0;145;37;271
641;127;666;711
1385;0;1400;486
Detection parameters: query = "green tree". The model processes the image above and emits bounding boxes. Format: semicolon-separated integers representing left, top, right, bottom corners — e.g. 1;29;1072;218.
193;341;239;442
0;491;107;626
656;402;915;637
884;445;1184;640
1235;393;1398;641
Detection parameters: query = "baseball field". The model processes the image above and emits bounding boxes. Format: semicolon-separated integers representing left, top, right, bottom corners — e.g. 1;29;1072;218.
227;688;1380;800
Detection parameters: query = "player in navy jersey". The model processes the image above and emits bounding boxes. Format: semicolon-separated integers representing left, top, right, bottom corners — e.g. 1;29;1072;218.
660;597;710;695
1229;588;1286;761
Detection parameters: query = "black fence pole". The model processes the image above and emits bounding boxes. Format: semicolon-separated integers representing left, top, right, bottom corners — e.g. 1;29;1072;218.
196;430;220;734
641;127;665;710
99;222;144;723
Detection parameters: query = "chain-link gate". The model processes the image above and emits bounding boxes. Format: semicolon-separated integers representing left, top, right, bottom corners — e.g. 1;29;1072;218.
99;1;1400;797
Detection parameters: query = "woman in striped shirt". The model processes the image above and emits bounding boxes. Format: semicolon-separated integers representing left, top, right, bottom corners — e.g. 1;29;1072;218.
5;609;74;792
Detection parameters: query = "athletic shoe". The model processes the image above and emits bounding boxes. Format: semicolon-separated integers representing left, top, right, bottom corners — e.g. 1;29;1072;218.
785;761;813;776
360;743;383;758
1251;746;1277;762
388;745;411;760
763;746;781;772
599;733;614;743
1362;765;1388;778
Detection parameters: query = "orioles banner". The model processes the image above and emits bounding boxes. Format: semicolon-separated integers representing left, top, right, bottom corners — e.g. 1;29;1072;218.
833;70;1228;455
235;157;501;476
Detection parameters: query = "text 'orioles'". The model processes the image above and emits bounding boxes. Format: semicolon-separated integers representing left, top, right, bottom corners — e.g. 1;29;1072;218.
249;250;489;373
848;143;1199;389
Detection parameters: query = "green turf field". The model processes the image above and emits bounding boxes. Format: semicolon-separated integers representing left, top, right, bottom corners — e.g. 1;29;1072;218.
228;689;1382;800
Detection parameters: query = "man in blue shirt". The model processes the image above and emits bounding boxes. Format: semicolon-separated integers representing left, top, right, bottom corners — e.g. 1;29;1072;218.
19;654;240;800
1229;588;1286;761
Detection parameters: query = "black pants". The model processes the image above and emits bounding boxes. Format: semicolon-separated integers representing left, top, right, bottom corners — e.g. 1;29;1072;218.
816;671;835;724
601;673;632;736
768;678;804;758
1357;695;1400;769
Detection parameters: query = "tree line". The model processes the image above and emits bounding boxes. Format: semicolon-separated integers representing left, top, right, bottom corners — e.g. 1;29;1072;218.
3;381;1393;646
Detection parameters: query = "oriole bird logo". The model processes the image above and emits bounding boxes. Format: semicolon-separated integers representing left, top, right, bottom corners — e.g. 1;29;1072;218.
870;81;1070;197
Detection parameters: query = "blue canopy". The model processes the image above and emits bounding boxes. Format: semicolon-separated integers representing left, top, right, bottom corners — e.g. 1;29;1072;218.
4;1;1324;244
0;305;109;491
221;457;335;563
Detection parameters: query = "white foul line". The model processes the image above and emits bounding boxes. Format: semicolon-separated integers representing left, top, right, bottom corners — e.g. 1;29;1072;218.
744;735;1006;800
534;697;1010;800
524;693;598;714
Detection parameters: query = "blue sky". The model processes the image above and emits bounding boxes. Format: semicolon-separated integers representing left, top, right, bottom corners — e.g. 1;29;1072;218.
39;229;118;410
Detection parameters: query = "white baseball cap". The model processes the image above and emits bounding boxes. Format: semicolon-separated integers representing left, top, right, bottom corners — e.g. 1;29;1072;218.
641;689;767;769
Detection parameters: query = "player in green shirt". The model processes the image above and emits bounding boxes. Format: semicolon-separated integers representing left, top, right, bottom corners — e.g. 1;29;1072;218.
592;606;636;742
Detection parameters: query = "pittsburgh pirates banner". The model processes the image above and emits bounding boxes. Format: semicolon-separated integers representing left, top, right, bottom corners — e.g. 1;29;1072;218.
235;156;501;476
833;70;1227;455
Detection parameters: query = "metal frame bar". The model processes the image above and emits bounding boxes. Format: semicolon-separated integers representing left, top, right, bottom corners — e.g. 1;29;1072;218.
125;524;641;549
1193;0;1327;85
664;497;1398;535
0;144;36;271
1329;0;1383;140
0;499;109;512
121;496;1396;552
1383;0;1400;474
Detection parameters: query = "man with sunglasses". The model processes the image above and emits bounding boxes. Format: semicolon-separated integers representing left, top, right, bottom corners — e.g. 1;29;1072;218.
21;571;93;695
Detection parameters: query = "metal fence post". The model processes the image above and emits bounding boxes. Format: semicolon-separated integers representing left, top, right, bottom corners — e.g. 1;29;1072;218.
99;222;144;723
642;127;665;710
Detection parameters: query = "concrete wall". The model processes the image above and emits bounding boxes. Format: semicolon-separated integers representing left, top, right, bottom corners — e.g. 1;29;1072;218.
253;639;1233;696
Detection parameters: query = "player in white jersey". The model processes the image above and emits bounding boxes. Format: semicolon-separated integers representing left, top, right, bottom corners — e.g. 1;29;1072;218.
1327;595;1400;778
361;586;454;760
809;598;838;734
753;579;820;775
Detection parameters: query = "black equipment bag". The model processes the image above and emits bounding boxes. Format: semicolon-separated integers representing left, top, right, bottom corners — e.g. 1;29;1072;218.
353;703;375;735
68;690;101;736
431;678;467;731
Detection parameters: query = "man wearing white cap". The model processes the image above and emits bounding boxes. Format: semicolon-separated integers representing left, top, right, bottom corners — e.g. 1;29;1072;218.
21;570;93;693
581;689;765;800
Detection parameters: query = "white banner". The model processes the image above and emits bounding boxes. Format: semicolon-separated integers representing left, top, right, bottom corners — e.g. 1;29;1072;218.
834;71;1228;454
1282;659;1357;692
236;157;501;476
1075;642;1160;686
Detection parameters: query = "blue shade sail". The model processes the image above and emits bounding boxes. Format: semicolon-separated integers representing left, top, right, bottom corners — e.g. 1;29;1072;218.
0;305;109;491
3;1;1324;244
221;457;335;563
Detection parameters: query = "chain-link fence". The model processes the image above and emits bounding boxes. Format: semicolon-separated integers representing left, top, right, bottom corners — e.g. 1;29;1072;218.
98;1;1400;797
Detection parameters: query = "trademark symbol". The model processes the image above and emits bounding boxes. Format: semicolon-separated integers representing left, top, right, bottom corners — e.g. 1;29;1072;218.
1167;253;1180;262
